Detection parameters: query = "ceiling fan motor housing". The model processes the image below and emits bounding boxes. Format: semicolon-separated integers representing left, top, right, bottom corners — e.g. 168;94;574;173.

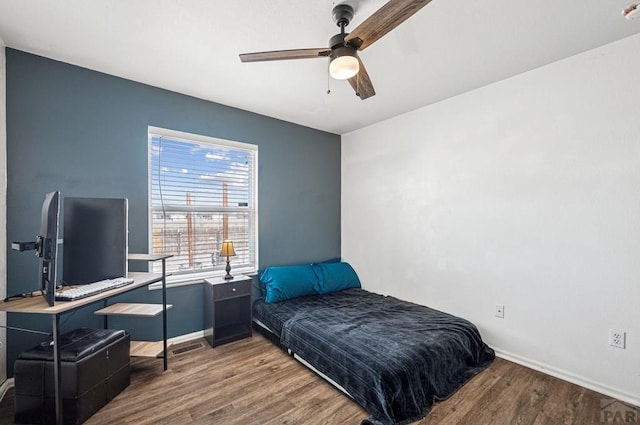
329;33;359;70
330;44;358;62
330;33;351;50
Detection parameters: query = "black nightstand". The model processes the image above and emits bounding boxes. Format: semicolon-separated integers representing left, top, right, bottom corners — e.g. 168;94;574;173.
204;275;253;347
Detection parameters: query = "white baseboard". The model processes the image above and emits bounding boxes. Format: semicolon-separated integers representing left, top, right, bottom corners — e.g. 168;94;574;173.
0;378;14;404
494;348;640;407
167;330;205;346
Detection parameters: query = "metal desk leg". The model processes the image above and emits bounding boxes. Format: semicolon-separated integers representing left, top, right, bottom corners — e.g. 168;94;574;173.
103;300;109;329
52;314;63;425
162;258;168;371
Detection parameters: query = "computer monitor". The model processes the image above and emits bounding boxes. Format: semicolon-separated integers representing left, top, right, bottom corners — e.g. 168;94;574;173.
62;197;128;285
11;191;61;306
39;191;61;306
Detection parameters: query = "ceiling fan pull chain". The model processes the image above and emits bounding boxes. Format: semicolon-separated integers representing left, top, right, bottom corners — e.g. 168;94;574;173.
327;61;331;94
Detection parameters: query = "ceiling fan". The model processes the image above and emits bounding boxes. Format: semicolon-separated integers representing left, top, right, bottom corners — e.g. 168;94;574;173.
239;0;434;100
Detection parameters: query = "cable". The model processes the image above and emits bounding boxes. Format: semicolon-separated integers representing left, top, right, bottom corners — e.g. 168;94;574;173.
0;324;51;336
3;292;35;302
157;137;167;264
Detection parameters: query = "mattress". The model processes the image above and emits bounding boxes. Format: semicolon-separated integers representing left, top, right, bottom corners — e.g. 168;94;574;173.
253;288;495;425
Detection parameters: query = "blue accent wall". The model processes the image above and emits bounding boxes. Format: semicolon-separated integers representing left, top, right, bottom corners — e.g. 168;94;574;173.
5;49;341;374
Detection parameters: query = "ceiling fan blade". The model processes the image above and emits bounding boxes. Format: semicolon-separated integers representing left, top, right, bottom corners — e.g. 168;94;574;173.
239;48;331;63
347;57;376;100
346;0;434;51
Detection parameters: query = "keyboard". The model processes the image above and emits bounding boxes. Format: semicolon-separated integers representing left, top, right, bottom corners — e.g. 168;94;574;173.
55;277;135;301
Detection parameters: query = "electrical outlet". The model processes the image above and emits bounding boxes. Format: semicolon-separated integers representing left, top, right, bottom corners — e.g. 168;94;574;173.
609;329;626;349
495;304;504;319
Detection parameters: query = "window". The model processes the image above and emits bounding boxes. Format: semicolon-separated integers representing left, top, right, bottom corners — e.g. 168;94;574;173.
148;127;258;284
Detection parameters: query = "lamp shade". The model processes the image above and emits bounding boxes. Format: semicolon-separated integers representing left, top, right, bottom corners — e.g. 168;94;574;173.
329;46;359;80
220;240;236;257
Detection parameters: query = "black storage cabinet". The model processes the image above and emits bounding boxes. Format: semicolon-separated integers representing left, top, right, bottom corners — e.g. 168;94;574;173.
14;328;131;425
204;275;253;347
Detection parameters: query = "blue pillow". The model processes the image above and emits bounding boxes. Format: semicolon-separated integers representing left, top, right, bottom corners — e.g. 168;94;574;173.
260;265;318;303
312;262;361;294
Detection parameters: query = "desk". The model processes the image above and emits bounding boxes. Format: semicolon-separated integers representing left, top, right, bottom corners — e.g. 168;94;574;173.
0;271;164;425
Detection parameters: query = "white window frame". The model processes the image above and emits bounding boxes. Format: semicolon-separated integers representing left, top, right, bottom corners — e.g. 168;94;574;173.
147;126;258;289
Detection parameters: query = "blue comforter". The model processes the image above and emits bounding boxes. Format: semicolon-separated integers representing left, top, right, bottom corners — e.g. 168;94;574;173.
253;288;495;425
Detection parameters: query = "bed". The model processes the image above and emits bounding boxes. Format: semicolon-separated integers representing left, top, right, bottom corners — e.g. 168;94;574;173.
253;263;495;425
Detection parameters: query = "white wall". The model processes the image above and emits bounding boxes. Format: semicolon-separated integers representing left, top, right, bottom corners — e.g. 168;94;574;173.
342;33;640;404
0;43;7;384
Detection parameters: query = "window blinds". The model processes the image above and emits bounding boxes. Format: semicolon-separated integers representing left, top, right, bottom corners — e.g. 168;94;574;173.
149;131;257;278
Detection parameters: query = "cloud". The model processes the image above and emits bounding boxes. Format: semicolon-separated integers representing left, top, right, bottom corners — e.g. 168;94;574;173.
200;170;248;188
205;152;228;161
229;161;249;171
150;144;162;156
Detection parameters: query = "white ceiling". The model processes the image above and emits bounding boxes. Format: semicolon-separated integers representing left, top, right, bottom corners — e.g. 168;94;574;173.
0;0;639;134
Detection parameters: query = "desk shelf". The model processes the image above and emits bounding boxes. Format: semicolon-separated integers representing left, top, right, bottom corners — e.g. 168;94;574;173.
96;301;173;358
95;303;172;317
130;341;167;358
124;254;172;369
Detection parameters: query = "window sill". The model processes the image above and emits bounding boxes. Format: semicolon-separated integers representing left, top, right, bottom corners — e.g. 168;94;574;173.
148;267;257;291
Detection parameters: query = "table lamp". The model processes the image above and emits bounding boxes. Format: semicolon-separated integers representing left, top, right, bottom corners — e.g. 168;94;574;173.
220;240;236;280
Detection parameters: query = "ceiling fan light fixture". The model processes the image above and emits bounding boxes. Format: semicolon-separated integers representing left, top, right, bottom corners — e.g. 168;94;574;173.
329;47;359;80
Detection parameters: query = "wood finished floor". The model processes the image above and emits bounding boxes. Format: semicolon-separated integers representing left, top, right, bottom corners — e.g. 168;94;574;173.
1;334;637;424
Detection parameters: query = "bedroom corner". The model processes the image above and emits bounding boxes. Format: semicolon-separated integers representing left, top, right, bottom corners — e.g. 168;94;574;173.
0;40;8;392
